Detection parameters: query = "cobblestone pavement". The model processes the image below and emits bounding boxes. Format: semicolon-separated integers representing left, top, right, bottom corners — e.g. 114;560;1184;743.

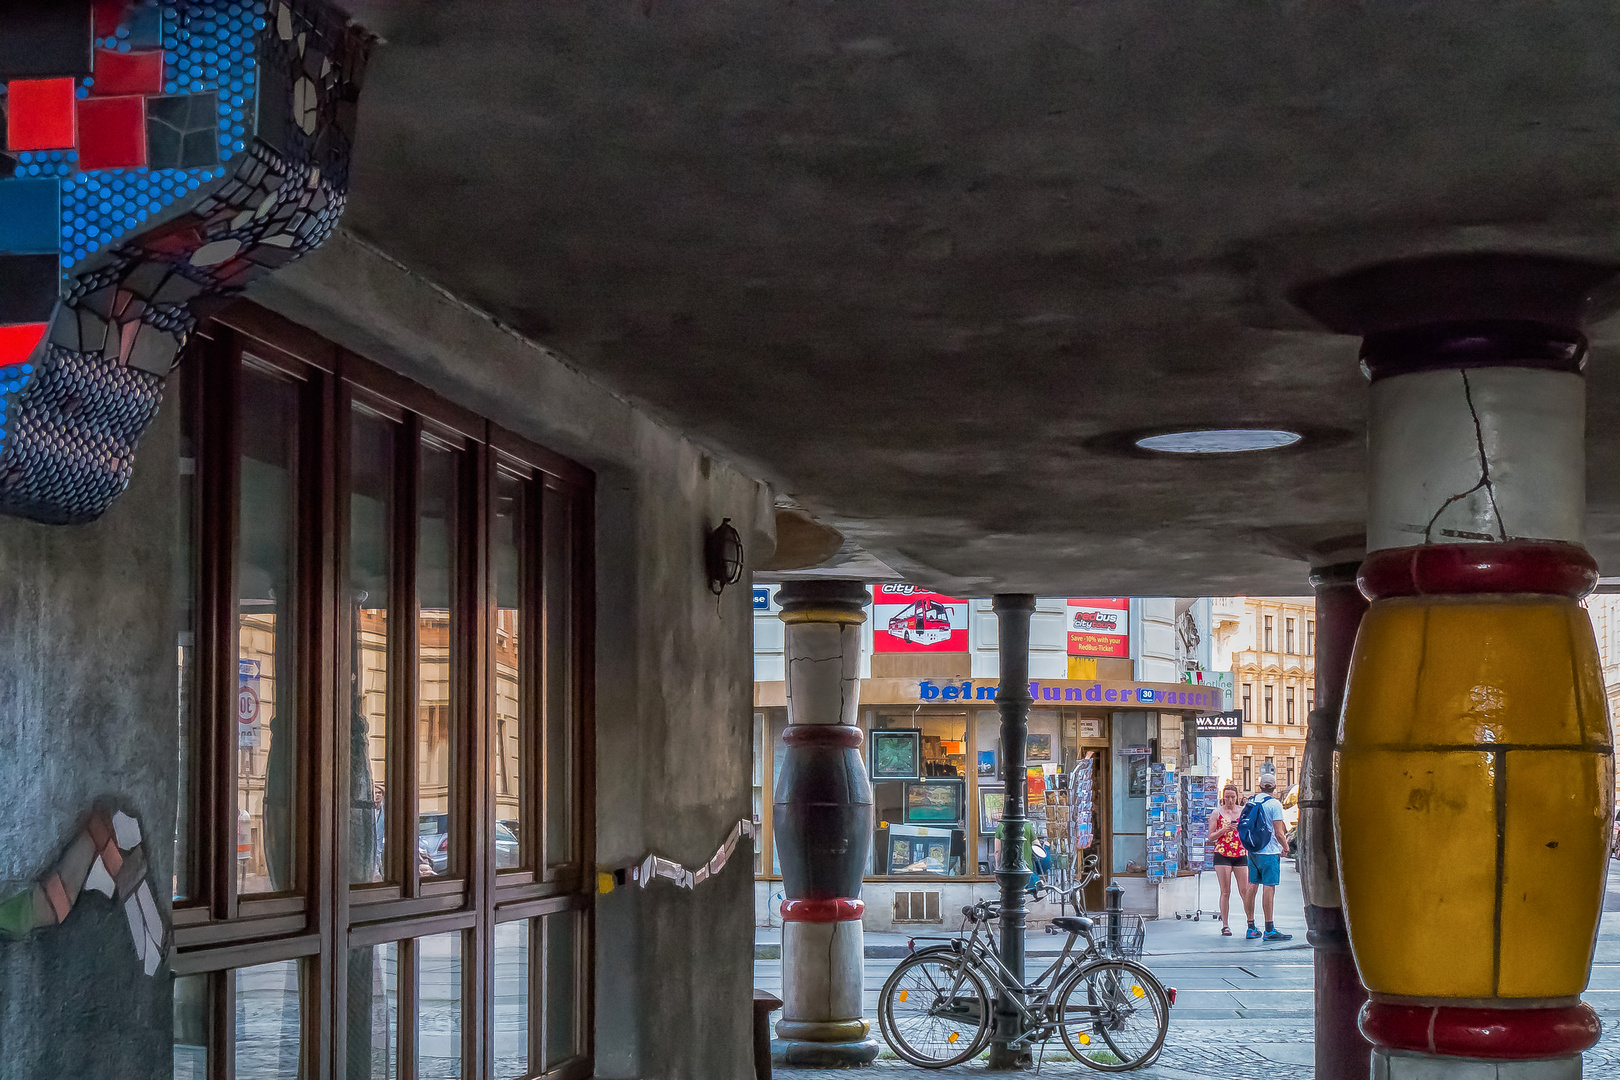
777;1023;1620;1079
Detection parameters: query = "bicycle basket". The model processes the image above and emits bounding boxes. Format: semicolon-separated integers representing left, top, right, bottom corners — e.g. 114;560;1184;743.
1099;913;1146;959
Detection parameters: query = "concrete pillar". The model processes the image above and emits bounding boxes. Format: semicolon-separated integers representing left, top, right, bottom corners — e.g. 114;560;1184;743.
772;580;879;1067
987;594;1035;1070
1303;561;1371;1080
1298;256;1616;1080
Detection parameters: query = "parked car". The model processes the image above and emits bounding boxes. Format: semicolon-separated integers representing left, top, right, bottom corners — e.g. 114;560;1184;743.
419;812;450;875
495;822;520;869
1282;785;1300;854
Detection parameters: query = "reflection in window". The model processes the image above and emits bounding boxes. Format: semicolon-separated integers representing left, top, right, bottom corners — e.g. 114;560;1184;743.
492;920;529;1080
238;364;299;895
492;470;525;869
418;931;463;1079
417;439;458;879
542;485;573;869
543;911;580;1069
174;369;197;902
173;973;208;1078
235;959;302;1078
349;406;394;886
347;942;399;1079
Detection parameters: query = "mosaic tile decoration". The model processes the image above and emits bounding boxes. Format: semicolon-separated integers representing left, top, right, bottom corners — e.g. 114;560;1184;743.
0;806;165;976
596;819;760;894
0;0;369;524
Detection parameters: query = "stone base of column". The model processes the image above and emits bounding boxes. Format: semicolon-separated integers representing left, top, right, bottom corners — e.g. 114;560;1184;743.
1372;1049;1582;1080
775;903;879;1066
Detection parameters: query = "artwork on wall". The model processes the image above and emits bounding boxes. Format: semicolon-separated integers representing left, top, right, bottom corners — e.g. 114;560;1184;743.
0;0;370;525
870;728;921;780
978;786;1006;834
1026;733;1053;762
903;778;965;824
0;804;165;975
977;749;996;776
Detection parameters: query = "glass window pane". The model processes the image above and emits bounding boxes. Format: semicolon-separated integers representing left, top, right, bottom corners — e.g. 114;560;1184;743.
492;920;529;1080
173;973;208;1079
238;364;300;895
542;486;573;869
872;710;969;878
234;959;302;1078
349;406;395;885
543;911;580;1070
174;369;197;902
492;470;526;869
417;440;458;879
347;942;400;1080
417;931;463;1080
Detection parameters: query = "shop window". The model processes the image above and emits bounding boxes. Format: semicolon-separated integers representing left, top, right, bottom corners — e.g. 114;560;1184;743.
1285;618;1295;655
167;311;593;1080
1285;686;1295;724
871;709;969;877
1264;615;1273;652
1264;685;1273;724
752;713;765;875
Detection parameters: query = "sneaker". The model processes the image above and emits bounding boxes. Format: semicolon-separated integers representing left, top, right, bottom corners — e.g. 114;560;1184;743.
1263;929;1292;942
1245;926;1262;939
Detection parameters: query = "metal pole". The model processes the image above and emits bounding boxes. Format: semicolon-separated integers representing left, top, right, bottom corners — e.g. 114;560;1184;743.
1303;562;1371;1080
1105;879;1123;956
987;594;1035;1070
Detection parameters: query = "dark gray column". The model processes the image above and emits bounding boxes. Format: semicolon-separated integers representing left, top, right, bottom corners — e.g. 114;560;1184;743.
987;594;1035;1070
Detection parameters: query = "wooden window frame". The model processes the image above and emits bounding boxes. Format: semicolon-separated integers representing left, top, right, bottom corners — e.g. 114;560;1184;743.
168;304;594;1080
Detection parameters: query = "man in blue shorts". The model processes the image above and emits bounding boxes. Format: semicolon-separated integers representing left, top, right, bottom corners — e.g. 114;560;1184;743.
1242;774;1292;942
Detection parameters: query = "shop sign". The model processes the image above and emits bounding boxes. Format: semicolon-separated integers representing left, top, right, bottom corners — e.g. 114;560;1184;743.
1194;710;1244;737
873;583;968;653
752;587;775;611
1067;598;1129;658
916;678;1222;709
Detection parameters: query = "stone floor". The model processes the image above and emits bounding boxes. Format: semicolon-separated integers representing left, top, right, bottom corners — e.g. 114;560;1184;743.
764;860;1620;1077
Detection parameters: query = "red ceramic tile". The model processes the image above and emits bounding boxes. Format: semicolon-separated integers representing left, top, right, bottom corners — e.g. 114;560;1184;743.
0;323;46;366
41;873;70;923
92;48;164;95
99;840;123;877
5;78;77;151
93;0;126;38
77;95;146;170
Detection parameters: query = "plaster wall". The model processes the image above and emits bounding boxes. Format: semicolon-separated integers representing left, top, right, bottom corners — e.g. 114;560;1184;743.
0;403;179;1080
252;236;776;1079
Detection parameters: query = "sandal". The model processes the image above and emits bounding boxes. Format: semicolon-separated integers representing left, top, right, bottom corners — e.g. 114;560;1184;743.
1221;925;1232;936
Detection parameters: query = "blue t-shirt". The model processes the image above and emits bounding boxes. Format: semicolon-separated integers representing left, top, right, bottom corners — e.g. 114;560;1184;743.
1252;795;1285;855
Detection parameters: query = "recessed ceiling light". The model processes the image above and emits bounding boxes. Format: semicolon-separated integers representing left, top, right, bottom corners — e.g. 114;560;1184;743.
1135;428;1303;454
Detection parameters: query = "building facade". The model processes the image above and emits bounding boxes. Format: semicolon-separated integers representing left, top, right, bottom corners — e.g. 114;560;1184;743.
1210;597;1317;796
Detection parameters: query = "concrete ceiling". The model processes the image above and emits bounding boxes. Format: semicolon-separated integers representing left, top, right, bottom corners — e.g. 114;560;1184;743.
317;0;1620;594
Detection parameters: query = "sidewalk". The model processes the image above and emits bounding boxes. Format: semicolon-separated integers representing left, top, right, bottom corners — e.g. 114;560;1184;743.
759;859;1620;1076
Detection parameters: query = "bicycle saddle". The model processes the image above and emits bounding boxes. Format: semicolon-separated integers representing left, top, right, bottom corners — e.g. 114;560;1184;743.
1050;915;1094;936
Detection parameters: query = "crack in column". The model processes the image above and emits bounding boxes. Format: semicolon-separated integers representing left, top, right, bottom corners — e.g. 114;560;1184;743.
1423;370;1508;544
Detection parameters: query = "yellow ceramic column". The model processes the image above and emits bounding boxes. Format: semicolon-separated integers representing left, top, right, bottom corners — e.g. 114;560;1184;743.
1324;299;1615;1080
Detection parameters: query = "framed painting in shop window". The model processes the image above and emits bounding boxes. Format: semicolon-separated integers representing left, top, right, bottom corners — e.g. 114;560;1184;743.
979;786;1006;834
904;779;965;824
870;729;922;780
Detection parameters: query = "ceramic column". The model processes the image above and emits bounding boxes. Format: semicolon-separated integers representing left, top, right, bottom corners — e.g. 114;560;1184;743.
772;580;879;1066
1312;263;1614;1080
1303;561;1371;1080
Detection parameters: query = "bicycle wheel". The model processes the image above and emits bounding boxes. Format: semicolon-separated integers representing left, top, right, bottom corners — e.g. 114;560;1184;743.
1055;959;1168;1071
878;952;992;1068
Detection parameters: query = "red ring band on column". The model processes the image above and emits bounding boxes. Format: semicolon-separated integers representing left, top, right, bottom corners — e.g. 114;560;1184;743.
781;898;865;922
782;725;864;748
1359;541;1598;600
1360;1002;1601;1060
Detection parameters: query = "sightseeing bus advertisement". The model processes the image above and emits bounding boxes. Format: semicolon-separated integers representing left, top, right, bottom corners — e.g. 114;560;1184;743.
872;583;968;653
1067;597;1130;658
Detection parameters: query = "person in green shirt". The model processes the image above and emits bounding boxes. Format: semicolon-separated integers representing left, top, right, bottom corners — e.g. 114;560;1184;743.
994;819;1050;886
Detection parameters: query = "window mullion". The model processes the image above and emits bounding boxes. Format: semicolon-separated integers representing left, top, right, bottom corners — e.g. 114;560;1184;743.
397;414;422;899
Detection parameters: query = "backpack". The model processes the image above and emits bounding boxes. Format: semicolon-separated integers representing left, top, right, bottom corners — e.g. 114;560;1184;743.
1236;795;1275;852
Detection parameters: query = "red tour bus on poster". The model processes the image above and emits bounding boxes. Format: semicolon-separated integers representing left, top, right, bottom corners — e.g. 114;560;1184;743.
872;584;968;653
1067;597;1129;658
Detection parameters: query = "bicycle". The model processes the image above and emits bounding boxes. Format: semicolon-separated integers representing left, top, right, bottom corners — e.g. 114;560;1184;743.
876;882;1171;1071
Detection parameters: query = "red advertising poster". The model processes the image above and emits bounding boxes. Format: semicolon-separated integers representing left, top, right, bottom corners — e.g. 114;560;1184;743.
1067;598;1130;658
872;583;969;653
